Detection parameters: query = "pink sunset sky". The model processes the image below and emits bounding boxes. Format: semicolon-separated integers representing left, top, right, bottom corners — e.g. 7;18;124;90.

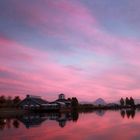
0;0;140;102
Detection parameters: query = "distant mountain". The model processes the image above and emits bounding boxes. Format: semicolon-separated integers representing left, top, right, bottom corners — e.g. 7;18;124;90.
94;98;106;105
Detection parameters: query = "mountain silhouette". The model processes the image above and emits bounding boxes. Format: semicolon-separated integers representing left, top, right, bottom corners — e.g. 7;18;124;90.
94;98;106;105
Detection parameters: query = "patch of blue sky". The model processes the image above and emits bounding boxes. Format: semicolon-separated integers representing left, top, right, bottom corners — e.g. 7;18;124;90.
100;20;140;39
54;48;117;72
0;19;75;54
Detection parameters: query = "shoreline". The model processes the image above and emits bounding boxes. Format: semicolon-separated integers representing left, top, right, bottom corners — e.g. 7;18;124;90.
0;108;26;118
0;105;138;114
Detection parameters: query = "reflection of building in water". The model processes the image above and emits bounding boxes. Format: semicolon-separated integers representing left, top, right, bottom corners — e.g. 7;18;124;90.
18;111;78;128
18;114;48;128
48;112;72;128
95;110;106;117
57;113;71;128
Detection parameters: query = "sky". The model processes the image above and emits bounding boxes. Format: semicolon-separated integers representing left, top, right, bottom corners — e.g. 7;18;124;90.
0;0;140;102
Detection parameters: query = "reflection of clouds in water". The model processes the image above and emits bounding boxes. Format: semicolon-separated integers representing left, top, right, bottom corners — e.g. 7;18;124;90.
95;110;106;117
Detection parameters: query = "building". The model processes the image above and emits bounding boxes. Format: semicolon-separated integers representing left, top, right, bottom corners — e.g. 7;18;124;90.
54;93;71;108
18;95;49;110
59;93;65;100
18;94;71;111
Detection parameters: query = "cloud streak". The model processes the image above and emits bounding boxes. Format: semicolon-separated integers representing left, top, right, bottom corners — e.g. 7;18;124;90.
0;0;140;101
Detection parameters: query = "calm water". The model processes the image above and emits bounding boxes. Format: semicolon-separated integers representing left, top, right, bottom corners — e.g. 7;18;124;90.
0;110;140;140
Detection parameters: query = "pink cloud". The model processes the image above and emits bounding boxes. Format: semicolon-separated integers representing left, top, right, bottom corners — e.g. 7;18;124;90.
1;1;140;102
0;36;32;62
1;35;140;101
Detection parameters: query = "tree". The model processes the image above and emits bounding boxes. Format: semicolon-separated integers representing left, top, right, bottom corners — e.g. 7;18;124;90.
13;96;21;105
125;97;130;106
130;97;135;106
120;98;124;106
67;98;72;101
0;96;6;104
6;96;13;106
71;97;79;109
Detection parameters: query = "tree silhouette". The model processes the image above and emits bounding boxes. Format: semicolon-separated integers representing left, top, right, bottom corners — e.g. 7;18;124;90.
67;98;71;101
6;96;12;106
125;97;130;106
0;95;22;107
130;97;135;106
120;98;124;106
0;96;6;104
71;97;79;109
13;96;21;105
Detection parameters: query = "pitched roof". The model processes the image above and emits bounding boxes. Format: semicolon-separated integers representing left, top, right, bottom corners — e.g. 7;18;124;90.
32;98;48;105
19;95;48;106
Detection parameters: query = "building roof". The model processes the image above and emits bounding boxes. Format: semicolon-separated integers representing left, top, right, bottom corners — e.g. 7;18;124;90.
55;99;71;105
32;98;48;105
19;95;48;106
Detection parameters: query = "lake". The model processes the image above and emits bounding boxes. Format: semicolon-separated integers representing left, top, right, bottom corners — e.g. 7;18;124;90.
0;110;140;140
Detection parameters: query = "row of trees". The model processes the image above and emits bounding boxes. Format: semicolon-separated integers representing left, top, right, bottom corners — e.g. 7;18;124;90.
68;97;79;109
0;95;21;107
120;97;135;106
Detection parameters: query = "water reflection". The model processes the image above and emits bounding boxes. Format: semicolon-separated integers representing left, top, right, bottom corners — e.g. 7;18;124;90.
18;113;47;128
13;119;20;128
0;118;20;130
0;109;139;131
120;109;136;119
0;111;79;130
95;110;106;116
